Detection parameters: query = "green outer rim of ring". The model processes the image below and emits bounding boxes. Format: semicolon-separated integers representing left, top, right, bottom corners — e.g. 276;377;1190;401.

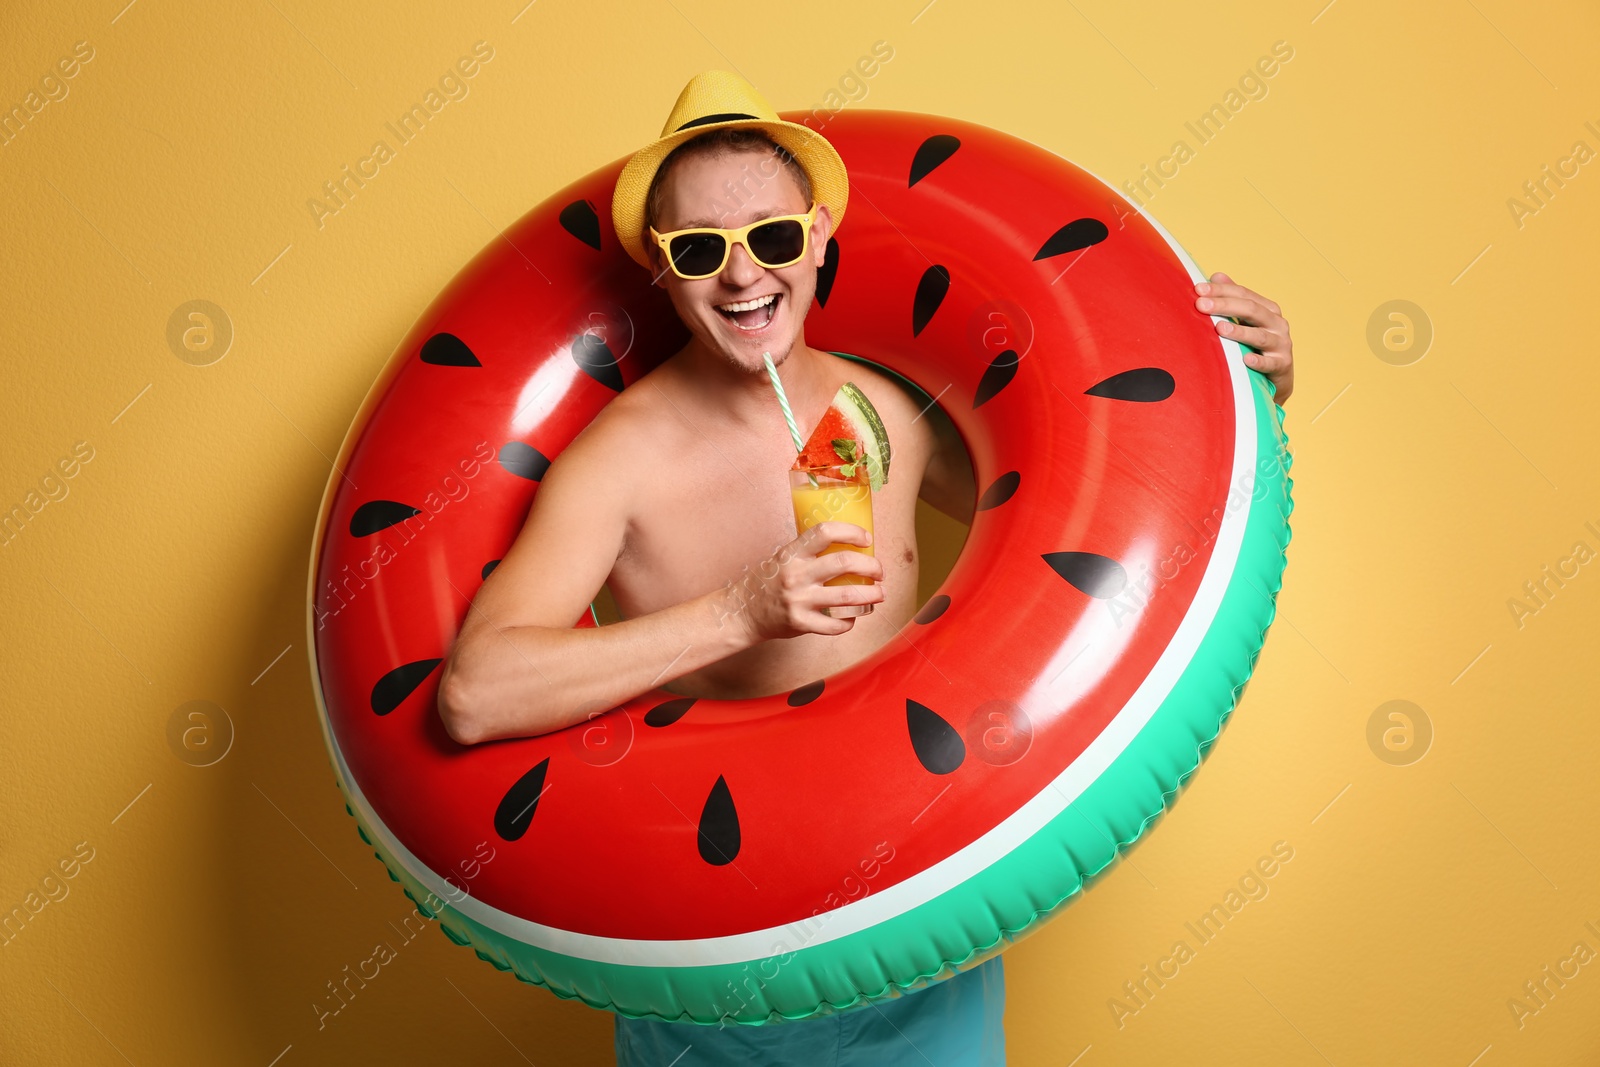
331;363;1293;1026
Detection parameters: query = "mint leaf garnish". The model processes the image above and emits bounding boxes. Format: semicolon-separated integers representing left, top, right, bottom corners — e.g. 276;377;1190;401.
831;439;858;462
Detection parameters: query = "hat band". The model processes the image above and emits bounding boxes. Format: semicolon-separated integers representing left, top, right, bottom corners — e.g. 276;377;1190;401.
674;112;759;132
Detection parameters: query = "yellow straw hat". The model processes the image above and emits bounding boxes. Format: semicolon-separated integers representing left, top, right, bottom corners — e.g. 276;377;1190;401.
610;70;849;270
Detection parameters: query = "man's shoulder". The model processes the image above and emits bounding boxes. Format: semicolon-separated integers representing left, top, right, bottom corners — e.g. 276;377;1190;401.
824;354;930;415
821;353;939;461
568;366;683;458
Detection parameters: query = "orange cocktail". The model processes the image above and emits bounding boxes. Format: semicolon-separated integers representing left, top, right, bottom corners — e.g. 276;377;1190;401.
789;445;875;618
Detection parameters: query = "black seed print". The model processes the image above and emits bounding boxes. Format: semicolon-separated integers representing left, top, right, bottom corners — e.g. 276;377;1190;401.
559;199;602;250
572;332;624;392
645;697;696;727
788;680;826;707
481;560;500;580
494;758;550;841
1033;219;1109;261
973;350;1020;408
914;595;951;624
420;333;480;367
912;265;950;337
370;658;442;716
815;237;840;308
976;471;1021;511
350;500;422;537
498;442;551;481
1042;551;1128;598
697;776;741;865
1085;368;1175;403
907;700;965;775
909;134;960;187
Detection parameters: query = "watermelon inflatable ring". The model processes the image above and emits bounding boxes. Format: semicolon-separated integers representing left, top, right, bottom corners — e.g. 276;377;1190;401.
305;109;1293;1025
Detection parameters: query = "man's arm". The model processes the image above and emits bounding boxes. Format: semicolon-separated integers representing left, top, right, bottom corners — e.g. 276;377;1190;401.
435;430;753;745
918;399;977;524
436;421;885;745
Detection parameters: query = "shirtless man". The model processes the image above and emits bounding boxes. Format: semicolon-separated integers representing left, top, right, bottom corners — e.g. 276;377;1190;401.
436;71;1296;1067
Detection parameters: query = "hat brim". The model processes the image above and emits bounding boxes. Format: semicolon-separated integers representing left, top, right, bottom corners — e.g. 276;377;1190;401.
611;117;849;270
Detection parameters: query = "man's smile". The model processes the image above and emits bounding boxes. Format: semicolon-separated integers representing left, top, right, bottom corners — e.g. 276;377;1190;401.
714;291;782;332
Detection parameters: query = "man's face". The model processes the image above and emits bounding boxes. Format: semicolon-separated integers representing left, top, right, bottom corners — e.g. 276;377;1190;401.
649;147;833;373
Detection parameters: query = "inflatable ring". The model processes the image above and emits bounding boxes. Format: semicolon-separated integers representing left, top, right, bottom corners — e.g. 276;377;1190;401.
307;109;1292;1025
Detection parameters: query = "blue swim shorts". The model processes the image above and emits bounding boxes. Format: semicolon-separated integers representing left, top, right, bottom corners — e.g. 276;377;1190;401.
614;955;1006;1066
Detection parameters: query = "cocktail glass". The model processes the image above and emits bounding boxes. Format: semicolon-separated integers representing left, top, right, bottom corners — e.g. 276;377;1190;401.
789;447;876;618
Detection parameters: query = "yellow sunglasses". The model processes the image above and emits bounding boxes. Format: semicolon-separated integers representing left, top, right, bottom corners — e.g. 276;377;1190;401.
649;203;818;280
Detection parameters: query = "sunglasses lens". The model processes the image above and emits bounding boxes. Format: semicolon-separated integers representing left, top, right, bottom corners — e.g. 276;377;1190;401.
747;219;807;267
668;233;727;277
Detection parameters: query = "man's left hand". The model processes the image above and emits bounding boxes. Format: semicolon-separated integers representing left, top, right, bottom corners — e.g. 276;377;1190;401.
1194;272;1294;405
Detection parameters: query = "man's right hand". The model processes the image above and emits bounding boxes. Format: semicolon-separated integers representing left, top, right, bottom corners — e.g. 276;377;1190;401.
729;521;886;641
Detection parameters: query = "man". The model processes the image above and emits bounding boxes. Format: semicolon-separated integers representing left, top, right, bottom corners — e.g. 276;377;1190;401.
437;70;1296;1066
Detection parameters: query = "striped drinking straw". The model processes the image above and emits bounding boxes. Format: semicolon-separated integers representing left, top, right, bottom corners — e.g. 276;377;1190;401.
762;352;820;488
762;352;806;454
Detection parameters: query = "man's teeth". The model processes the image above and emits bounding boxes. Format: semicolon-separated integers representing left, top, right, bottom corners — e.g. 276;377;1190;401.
716;293;778;313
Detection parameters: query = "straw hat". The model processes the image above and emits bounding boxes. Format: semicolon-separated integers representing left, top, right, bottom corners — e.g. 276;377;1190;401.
610;70;849;270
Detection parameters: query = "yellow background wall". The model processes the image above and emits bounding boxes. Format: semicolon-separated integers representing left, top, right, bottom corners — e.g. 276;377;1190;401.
3;0;1597;1063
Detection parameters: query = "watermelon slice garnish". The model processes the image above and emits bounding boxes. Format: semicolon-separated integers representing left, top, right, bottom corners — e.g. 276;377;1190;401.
793;381;891;491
